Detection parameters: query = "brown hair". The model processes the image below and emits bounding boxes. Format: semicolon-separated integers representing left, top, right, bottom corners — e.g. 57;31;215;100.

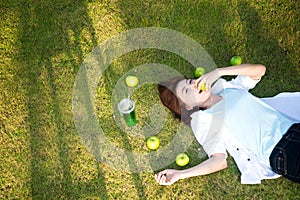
158;76;201;125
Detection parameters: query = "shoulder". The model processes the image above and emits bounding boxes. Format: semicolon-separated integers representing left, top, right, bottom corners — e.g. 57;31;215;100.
190;111;227;156
190;111;211;142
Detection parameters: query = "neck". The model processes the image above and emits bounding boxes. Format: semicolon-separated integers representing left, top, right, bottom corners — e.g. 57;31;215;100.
199;93;222;109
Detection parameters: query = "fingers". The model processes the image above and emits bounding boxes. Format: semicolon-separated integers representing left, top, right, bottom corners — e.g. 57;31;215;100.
155;170;166;182
194;77;203;89
195;77;210;92
194;69;220;91
155;170;171;185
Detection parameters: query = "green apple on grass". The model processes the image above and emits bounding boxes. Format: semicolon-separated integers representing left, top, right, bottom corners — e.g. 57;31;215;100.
146;136;160;150
175;153;189;167
125;75;139;87
230;56;242;66
194;67;206;78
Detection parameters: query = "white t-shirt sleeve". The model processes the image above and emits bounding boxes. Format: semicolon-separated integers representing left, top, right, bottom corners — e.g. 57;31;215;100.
205;140;227;158
212;76;261;94
228;75;261;90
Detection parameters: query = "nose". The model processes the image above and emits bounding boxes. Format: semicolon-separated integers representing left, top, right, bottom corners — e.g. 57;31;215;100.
187;82;197;91
189;80;198;89
186;79;198;91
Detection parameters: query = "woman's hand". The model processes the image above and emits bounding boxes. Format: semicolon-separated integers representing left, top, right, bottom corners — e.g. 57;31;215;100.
155;169;182;185
194;69;221;91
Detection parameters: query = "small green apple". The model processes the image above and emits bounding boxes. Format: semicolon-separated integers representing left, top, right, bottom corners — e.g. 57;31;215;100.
200;83;206;91
194;67;206;78
146;136;160;150
230;56;242;66
175;153;189;167
125;75;139;87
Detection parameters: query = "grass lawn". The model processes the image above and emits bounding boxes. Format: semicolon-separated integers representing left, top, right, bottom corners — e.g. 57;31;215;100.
1;0;300;199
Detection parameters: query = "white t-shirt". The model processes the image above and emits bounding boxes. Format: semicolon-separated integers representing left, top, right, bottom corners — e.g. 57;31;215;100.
211;76;300;122
190;76;300;184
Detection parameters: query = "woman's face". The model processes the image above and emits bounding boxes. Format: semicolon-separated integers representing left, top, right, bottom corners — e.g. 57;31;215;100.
175;79;209;109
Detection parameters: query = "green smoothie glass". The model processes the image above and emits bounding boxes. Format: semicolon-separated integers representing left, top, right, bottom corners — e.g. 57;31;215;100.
117;98;137;126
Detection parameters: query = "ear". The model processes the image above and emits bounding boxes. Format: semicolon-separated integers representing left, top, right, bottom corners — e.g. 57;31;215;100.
184;105;193;110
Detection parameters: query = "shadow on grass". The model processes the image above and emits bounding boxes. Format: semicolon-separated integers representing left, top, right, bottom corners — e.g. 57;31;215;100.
15;0;108;198
237;1;299;96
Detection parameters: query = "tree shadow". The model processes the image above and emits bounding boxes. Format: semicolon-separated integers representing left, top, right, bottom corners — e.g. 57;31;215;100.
237;1;300;96
15;0;108;198
116;0;236;67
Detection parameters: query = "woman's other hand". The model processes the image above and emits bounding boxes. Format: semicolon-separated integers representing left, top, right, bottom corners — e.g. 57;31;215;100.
155;169;182;185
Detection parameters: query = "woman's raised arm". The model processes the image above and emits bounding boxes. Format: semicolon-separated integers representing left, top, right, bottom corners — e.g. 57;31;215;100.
195;64;266;91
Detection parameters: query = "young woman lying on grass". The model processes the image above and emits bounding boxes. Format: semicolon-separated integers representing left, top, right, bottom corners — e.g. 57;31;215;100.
155;64;300;185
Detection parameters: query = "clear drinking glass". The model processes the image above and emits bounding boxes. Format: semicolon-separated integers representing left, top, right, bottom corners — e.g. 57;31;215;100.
117;98;137;127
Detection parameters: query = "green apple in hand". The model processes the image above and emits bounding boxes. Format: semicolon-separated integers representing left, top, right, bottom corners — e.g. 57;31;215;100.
146;136;160;150
175;153;189;167
200;83;206;91
194;67;206;78
125;75;139;87
230;56;242;66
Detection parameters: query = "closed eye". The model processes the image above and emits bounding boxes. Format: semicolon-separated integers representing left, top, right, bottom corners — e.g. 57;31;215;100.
185;79;192;85
182;86;189;95
182;79;193;95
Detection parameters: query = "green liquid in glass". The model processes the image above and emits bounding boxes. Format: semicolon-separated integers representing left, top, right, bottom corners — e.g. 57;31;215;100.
122;110;136;126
